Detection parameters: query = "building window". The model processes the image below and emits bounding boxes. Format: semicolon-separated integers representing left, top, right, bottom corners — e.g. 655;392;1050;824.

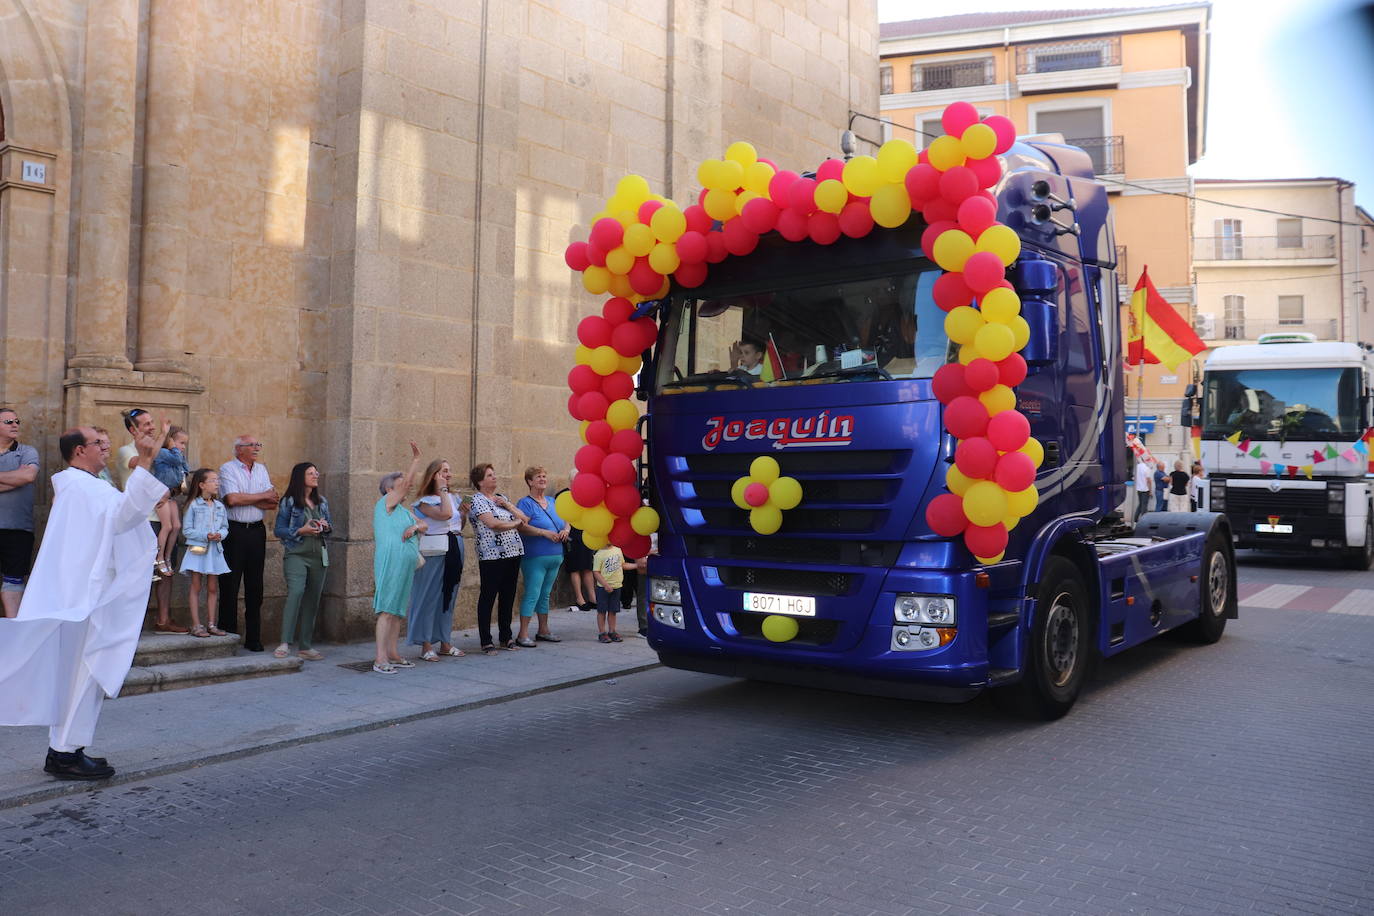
1214;219;1244;260
1016;37;1121;74
911;58;994;92
880;66;893;95
917;114;944;148
1276;218;1303;249
1031;107;1121;175
1223;294;1245;339
1278;295;1304;325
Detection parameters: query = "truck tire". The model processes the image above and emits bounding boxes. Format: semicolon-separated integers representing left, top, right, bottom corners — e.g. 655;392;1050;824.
998;556;1092;720
1177;527;1234;644
1345;520;1374;570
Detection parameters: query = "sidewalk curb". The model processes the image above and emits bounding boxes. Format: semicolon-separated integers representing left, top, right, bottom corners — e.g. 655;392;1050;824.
0;660;661;812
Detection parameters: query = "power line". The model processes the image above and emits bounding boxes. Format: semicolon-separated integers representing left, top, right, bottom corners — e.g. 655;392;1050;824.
1193;266;1371;286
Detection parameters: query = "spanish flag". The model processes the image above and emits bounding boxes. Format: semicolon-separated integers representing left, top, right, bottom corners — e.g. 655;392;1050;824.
1125;266;1206;371
759;333;786;382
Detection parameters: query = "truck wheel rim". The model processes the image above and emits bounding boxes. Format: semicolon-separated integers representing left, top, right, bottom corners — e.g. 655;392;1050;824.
1207;551;1228;617
1045;594;1079;687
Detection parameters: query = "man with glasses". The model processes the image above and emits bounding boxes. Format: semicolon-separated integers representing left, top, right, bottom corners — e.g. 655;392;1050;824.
218;435;278;652
0;422;166;779
0;408;40;619
116;408;187;634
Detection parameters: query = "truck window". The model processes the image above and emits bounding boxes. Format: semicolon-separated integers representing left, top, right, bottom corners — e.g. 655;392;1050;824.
1202;367;1360;440
656;267;951;392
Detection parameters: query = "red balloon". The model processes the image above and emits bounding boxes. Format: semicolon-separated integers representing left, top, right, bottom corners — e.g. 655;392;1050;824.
611;321;645;358
704;231;728;263
945;396;990;440
925;492;969;537
637;200;662;224
740;197;780;234
609;516;636;549
589;217;623;252
987;410;1030;452
837;201;875;238
676;230;708;264
567;393;581;420
983;115;1017;154
904;163;940;208
571;473;607;509
932;271;974;312
939;166;979;205
954;436;999;479
942;101;980;137
602;371;634;402
744;482;770;507
585;421;614;450
577;391;609;421
622;533;653;560
676;261;708;288
918;149;930;165
776;208;809;242
605;484;641;517
601;452;637;486
964;523;1008;559
808;211;841;245
575;444;608;475
577;315;613;349
920;220;957;259
628;260;664;296
602;297;634;324
963;251;1006;294
816;158;845;182
630;317;658;352
923;198;958;224
565;241;591;271
721;218;759;256
609;428;644;458
697;187;709;206
787;177;817;213
568;364;601;395
956;195;997;237
994;451;1036;492
768;169;800;203
967;156;1003;189
931;363;973;405
684;204;712;235
586;244;607;267
997;353;1028;388
964;358;999;392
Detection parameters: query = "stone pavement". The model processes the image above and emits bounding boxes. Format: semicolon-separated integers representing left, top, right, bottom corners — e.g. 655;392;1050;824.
0;606;656;811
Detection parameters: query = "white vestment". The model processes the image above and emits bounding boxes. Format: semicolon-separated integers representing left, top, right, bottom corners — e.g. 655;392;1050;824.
0;466;165;749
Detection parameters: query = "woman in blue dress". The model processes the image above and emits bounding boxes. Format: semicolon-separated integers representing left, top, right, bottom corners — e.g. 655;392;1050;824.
372;441;425;674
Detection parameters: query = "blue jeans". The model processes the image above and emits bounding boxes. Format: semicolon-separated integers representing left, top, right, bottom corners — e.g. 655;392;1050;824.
519;553;563;618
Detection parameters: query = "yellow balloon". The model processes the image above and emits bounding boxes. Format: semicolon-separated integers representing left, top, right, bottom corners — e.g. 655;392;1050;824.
703;188;737;221
842;155;881;197
877;139;918;183
615;209;639;228
814;179;848;214
944;305;986;345
743;161;775;196
960;123;997;160
979;287;1021;324
579;420;591;443
590;345;621;376
976;225;1022;266
958;343;979;365
606;398;639;431
630;506;660;535
1007;485;1038;517
963;481;1008;527
733;190;759;216
582;505;615;537
575;344;594;366
623;223;655;257
770;476;803;510
581;531;609;550
870;183;912;229
555;490;583;523
974;322;1016;362
761;614;799;642
608;272;635;299
926;135;966;171
979;384;1016;414
718;159;744;191
750;505;783;535
649;205;686;243
1002;514;1020;531
605;246;634;275
620;354;643;375
931;230;975;271
946;465;973;496
1018;437;1044;469
616;175;652;207
974;551;1005;565
731;477;751;509
749;455;780;484
582;266;611;295
696;159;723;190
1009;315;1031;350
725;141;758;166
648;242;681;275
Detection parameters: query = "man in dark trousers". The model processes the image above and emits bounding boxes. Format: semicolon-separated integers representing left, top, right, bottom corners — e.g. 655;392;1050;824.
217;435;278;652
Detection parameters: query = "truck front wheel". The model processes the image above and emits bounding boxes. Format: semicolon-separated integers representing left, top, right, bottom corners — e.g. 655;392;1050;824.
1345;520;1374;570
1177;527;1234;644
998;557;1091;720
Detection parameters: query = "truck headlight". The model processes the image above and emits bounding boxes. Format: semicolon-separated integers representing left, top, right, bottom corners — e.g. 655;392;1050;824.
1329;484;1345;512
649;576;681;605
894;594;956;626
652;604;685;629
1209;479;1226;510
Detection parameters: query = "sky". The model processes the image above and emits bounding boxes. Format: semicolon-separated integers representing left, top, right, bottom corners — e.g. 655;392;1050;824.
877;0;1374;211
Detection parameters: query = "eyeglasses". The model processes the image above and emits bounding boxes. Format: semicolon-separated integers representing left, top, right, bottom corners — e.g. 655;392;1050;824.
237;442;263;448
0;419;19;426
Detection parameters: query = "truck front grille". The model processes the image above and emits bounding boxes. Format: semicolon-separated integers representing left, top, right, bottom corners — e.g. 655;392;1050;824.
1225;487;1325;516
716;566;853;596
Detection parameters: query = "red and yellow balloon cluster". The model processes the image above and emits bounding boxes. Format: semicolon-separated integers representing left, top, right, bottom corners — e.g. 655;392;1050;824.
729;457;803;535
919;102;1043;564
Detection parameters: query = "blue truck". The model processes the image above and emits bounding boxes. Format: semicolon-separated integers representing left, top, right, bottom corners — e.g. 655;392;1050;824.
639;138;1237;718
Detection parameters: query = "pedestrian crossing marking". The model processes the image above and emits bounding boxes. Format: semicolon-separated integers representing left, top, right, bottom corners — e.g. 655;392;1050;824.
1238;582;1374;615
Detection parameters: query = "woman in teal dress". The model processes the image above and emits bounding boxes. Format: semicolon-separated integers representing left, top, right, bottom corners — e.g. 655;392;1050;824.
372;441;425;674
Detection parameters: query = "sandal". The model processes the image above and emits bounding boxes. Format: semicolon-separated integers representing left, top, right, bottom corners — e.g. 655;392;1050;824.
372;662;396;675
389;658;416;668
440;645;465;657
273;645;290;658
421;650;440;662
514;637;537;648
535;633;562;643
207;625;227;636
189;625;210;639
597;633;612;644
502;640;521;650
481;645;500;657
608;632;623;643
298;649;323;660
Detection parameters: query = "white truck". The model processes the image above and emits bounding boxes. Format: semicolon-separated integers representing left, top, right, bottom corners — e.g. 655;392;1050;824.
1198;333;1374;568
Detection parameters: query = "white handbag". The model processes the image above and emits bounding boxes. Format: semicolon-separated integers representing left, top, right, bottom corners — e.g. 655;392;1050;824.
419;532;448;557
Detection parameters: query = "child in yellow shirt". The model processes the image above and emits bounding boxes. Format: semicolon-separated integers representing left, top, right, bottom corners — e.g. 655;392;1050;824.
591;544;625;643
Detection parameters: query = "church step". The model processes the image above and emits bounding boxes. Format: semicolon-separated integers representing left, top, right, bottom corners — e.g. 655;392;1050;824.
133;632;241;667
120;654;302;697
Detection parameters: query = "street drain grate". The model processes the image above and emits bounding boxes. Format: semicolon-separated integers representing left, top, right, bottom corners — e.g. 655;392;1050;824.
337;660;379;673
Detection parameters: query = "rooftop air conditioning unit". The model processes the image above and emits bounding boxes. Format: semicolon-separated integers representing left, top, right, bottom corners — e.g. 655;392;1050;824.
1194;313;1216;339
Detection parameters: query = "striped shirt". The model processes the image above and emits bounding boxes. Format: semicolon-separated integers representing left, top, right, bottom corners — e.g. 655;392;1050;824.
218;459;273;523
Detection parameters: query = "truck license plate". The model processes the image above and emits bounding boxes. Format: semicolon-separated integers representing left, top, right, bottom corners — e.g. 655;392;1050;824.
1255;523;1293;534
743;592;816;617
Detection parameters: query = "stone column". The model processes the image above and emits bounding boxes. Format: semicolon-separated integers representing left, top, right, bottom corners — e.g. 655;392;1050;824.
69;0;140;370
134;0;196;375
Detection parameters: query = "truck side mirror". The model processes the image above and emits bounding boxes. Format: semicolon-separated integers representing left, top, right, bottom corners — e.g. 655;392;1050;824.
1021;298;1058;366
1183;383;1197;397
1179;398;1194;428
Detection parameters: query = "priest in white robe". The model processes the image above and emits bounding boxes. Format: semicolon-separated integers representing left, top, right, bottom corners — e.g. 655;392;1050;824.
0;422;165;780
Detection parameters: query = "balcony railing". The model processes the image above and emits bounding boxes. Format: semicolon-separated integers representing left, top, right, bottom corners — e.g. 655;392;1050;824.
1115;245;1127;281
1067;135;1124;176
912;59;994;92
1194;235;1336;261
1204;319;1338;341
1016;37;1121;74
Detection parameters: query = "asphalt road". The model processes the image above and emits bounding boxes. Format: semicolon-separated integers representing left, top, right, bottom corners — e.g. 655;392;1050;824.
2;553;1370;916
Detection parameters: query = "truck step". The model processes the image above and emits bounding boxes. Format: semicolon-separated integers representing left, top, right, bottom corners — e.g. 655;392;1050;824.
987;668;1019;687
987;612;1020;629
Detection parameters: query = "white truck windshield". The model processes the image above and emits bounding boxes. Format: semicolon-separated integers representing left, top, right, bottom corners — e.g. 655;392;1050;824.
1203;367;1360;441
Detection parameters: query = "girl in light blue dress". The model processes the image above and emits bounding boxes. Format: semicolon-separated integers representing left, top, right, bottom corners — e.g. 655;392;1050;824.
180;468;230;638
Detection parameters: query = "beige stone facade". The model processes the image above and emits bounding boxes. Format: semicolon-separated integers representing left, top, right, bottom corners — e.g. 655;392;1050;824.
0;0;878;638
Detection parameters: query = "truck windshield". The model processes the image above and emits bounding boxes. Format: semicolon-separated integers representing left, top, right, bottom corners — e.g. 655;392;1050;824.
1203;367;1361;440
655;267;950;392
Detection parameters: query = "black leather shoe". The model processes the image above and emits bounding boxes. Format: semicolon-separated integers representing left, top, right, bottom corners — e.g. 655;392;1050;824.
244;642;265;652
45;748;115;781
75;747;108;767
